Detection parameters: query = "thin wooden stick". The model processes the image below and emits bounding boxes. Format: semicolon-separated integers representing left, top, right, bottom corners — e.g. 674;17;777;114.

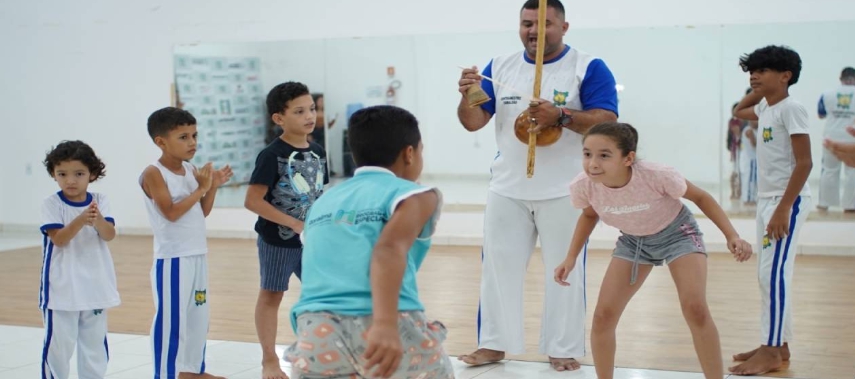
527;0;547;178
456;66;545;103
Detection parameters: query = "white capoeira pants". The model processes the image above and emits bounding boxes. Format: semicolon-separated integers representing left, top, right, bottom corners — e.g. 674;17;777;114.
477;191;586;357
818;147;855;210
150;255;210;379
41;309;110;379
756;195;810;347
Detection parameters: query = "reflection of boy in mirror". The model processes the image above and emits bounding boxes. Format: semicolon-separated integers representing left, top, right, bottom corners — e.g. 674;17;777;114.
728;102;746;200
731;45;812;376
740;120;759;206
308;93;338;176
245;82;329;379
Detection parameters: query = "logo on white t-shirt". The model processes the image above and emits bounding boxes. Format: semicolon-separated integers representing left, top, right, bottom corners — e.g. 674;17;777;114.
762;127;773;143
603;203;651;215
838;93;852;110
553;89;569;106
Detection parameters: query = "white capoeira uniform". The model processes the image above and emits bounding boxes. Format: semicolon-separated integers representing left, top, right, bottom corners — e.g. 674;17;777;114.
474;44;618;357
142;160;211;378
752;98;812;347
817;84;855;210
39;192;121;379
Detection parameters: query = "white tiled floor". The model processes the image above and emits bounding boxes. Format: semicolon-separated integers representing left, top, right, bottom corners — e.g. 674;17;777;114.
0;325;796;379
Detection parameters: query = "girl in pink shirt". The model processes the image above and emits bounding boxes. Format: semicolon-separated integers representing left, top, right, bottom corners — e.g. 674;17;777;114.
554;122;752;379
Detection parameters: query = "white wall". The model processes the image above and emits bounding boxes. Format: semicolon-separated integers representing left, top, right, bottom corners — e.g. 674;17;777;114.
2;0;855;231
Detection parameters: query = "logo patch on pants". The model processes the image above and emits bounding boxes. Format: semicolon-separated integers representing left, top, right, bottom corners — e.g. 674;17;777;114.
194;290;207;306
762;235;772;249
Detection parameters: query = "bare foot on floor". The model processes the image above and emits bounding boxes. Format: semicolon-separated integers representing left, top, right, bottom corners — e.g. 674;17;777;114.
732;343;790;361
548;357;580;371
260;358;289;379
729;346;784;376
457;348;505;366
178;372;227;379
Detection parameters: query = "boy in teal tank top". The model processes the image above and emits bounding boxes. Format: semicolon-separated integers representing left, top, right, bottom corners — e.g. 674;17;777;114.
286;105;453;378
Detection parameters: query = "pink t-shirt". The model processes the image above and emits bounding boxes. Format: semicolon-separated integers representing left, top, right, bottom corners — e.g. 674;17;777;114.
569;161;688;236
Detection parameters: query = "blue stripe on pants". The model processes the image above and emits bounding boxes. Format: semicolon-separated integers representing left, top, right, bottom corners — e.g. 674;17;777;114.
476;248;483;345
766;196;800;346
41;309;54;379
776;196;800;346
167;258;180;378
153;259;164;379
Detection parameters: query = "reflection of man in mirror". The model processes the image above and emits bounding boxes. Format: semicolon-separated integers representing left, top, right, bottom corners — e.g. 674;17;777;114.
817;67;855;212
456;0;618;372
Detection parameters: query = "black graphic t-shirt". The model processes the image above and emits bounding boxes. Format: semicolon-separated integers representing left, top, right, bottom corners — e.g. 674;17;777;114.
250;138;329;247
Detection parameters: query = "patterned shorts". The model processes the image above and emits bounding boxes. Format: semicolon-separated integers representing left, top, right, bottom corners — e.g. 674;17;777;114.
286;311;454;379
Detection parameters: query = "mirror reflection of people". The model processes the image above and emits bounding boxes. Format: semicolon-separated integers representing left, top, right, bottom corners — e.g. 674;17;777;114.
727;102;745;200
456;0;618;372
817;67;855;212
309;93;338;177
824;126;855;168
739;120;758;207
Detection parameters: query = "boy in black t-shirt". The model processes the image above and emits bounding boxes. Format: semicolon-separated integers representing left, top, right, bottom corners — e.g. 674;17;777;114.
245;81;328;379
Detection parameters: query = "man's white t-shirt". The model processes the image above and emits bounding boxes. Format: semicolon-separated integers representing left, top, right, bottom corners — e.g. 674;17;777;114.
818;84;855;141
479;44;618;201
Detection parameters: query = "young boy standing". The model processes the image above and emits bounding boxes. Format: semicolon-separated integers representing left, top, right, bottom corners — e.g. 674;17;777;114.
245;82;328;379
730;45;813;376
40;140;120;379
140;107;233;379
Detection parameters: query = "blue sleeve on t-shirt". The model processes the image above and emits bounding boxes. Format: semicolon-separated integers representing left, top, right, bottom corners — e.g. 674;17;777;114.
580;59;618;116
479;60;496;116
818;95;827;117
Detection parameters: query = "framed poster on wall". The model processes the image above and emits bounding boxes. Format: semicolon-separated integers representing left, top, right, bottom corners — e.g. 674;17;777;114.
173;55;267;184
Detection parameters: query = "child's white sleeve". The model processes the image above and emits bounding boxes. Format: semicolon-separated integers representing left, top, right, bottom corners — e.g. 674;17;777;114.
40;196;64;235
418;188;443;240
97;193;115;225
389;186;442;240
783;102;810;135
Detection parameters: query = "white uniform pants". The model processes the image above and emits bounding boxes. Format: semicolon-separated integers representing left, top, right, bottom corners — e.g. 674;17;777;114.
740;158;758;203
756;196;810;347
150;255;210;379
477;191;586;357
819;147;855;209
41;308;109;379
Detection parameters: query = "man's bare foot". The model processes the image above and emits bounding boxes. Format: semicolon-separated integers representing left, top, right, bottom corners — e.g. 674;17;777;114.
457;348;505;366
732;343;790;361
548;357;580;371
178;372;227;379
261;358;289;379
729;346;784;376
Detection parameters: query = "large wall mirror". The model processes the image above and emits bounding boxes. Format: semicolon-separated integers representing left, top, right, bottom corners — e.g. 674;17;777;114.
172;19;855;221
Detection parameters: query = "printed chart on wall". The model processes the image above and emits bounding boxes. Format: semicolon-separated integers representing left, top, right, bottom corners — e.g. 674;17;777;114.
174;55;267;185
